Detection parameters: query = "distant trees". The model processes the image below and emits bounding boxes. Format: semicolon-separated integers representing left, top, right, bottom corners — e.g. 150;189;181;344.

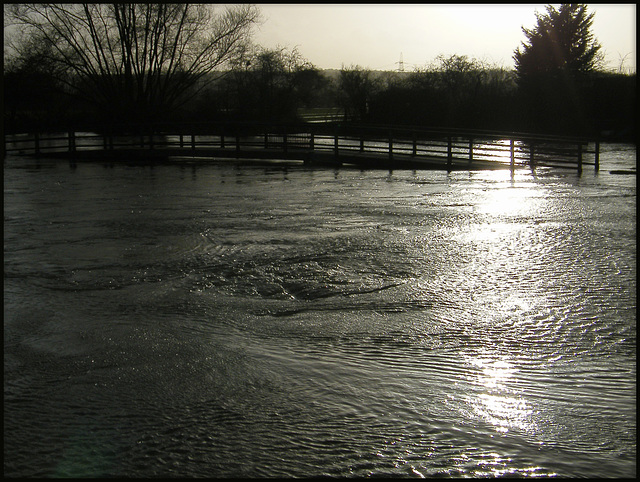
5;4;260;125
4;42;70;128
3;3;633;139
366;55;518;130
338;65;381;121
429;55;486;127
239;46;324;122
207;45;325;122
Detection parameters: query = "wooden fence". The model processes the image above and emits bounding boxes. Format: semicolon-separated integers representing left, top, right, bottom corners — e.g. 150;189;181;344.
3;122;600;173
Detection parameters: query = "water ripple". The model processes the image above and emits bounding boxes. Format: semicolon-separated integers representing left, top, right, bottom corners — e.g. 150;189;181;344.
4;154;636;478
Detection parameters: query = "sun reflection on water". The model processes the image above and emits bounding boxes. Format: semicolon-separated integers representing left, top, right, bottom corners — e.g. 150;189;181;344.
475;182;542;218
465;355;537;435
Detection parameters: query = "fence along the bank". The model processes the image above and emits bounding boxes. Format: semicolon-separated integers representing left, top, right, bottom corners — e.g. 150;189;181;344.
3;123;600;173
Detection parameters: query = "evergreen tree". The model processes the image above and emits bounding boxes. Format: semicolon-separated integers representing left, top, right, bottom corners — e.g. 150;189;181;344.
514;4;602;82
513;4;603;135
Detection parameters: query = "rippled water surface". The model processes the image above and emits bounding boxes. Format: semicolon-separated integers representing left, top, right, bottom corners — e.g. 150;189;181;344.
4;144;636;477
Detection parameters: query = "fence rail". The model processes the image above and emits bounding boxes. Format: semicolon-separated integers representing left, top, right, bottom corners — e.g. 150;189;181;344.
3;122;600;173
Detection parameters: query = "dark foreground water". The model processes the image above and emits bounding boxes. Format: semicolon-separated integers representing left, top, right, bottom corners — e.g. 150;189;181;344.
4;144;636;478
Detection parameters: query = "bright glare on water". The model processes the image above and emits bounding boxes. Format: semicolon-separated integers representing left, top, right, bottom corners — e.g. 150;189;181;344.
3;143;636;478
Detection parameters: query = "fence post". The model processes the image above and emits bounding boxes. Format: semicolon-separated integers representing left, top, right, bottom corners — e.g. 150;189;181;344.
529;143;535;169
191;134;196;151
220;130;225;149
468;138;473;166
179;134;184;148
447;136;452;171
510;139;515;173
34;133;40;157
334;128;339;158
388;132;393;161
264;132;269;149
413;132;417;156
577;143;583;175
68;131;76;154
309;130;314;151
594;141;600;172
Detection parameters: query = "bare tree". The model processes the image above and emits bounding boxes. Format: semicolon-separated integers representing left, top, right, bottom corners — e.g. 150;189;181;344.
6;3;260;123
339;65;380;122
431;55;485;103
220;45;323;122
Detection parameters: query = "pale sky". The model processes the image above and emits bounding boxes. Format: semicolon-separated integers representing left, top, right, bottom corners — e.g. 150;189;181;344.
253;4;636;72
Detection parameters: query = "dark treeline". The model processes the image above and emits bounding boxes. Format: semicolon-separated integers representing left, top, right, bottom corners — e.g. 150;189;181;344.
3;4;635;141
4;54;634;140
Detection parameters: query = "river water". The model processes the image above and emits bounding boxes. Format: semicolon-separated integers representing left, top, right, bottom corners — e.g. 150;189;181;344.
4;143;636;477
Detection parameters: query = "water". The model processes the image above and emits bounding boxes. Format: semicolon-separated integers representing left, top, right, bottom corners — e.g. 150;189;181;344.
4;143;636;477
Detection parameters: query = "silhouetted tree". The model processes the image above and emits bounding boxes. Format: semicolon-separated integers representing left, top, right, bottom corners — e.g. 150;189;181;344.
514;4;603;81
6;4;260;124
215;45;323;122
249;46;321;121
472;67;519;130
388;55;513;129
4;41;65;129
431;55;486;127
338;65;380;122
513;4;604;135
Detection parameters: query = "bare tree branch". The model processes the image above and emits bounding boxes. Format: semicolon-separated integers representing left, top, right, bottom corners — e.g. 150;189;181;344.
6;3;261;122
